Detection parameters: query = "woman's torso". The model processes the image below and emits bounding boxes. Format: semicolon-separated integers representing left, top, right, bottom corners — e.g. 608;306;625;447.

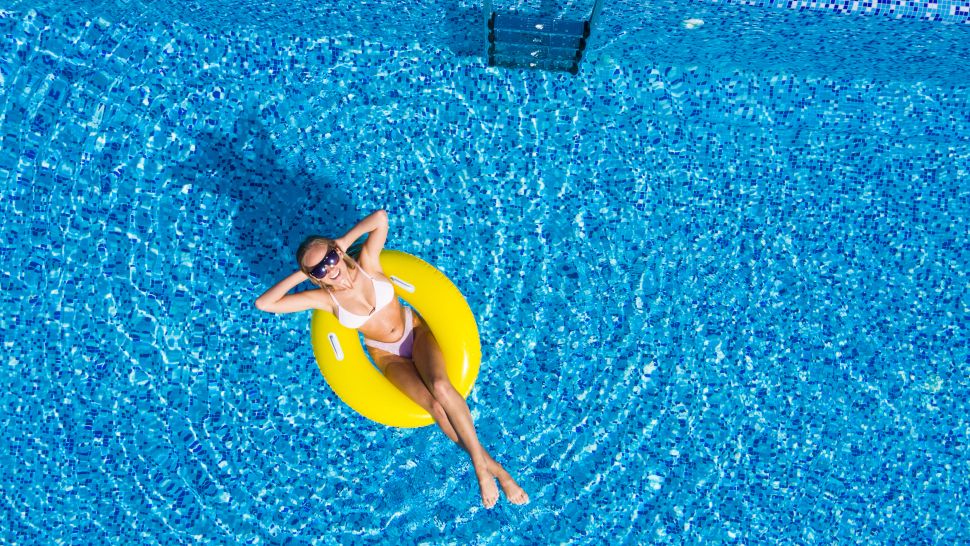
324;267;406;343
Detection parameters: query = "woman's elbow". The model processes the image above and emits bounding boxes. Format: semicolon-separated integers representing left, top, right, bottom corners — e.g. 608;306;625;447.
254;298;271;312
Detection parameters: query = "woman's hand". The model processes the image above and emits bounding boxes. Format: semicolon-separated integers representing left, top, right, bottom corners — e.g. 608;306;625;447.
340;210;389;270
338;210;388;247
333;235;349;253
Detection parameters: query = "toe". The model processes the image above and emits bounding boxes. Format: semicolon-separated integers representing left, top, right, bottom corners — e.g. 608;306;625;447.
483;493;497;509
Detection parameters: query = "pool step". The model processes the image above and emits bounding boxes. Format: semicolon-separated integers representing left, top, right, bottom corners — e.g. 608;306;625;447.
484;0;603;75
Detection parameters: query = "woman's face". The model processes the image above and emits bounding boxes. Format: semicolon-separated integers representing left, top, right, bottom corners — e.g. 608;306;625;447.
302;244;351;288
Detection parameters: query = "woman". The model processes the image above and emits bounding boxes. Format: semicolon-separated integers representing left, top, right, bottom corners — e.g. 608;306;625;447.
255;210;528;509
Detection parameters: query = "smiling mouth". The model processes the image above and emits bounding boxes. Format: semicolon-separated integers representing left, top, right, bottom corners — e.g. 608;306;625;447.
329;268;341;281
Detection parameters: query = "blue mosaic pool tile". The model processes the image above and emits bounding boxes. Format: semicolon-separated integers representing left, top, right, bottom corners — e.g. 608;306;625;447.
710;0;970;20
496;0;970;22
1;2;968;544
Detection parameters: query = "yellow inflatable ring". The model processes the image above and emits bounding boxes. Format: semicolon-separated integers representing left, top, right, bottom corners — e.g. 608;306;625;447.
310;250;481;428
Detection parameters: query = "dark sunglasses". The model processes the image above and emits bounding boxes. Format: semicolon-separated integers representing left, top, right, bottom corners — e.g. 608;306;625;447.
308;248;341;280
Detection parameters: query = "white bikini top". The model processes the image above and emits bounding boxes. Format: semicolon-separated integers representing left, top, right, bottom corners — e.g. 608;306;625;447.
327;267;395;329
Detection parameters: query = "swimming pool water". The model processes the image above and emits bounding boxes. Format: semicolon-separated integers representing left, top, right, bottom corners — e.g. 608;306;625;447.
1;0;968;543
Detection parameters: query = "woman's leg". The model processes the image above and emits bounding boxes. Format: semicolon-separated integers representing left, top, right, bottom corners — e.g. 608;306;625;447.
409;329;497;508
410;326;531;507
380;355;460;442
376;348;529;506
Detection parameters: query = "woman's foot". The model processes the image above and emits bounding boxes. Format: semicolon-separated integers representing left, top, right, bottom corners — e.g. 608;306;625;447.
497;474;529;505
484;458;529;505
476;466;499;509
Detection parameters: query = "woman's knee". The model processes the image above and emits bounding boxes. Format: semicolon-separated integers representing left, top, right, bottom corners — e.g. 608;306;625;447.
430;377;458;402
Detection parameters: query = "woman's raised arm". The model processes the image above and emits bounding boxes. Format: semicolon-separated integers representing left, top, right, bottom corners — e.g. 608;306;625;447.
335;210;389;271
254;270;320;314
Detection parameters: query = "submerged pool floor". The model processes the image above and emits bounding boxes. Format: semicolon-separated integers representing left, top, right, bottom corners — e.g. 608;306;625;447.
1;1;968;544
